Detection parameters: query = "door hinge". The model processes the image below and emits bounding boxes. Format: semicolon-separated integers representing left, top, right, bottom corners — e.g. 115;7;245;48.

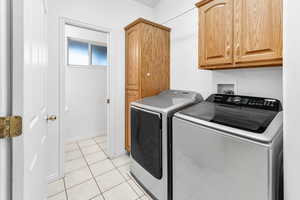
0;116;22;139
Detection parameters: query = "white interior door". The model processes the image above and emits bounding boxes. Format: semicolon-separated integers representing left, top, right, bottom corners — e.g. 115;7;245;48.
11;0;49;200
46;18;113;183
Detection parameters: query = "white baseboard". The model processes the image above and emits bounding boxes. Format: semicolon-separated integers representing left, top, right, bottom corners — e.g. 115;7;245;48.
66;131;106;142
47;172;60;183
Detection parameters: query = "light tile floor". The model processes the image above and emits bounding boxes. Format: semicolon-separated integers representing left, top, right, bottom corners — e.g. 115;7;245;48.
47;136;153;200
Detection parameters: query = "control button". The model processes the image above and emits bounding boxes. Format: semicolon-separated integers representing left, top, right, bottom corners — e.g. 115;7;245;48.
233;97;242;103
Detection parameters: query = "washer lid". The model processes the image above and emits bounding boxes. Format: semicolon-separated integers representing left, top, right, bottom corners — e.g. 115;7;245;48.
177;102;279;134
174;94;283;143
131;90;203;114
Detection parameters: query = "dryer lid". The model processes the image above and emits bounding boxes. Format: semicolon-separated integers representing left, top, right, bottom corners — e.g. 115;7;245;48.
131;90;203;114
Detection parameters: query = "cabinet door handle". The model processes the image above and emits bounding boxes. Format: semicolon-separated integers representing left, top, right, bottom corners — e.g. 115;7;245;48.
226;46;231;56
236;44;240;56
146;73;151;77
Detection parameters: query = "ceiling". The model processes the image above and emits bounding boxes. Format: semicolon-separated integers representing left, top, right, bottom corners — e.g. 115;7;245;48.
133;0;161;8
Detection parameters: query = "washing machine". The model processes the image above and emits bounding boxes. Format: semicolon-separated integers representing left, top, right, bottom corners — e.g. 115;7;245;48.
130;90;203;200
172;94;283;200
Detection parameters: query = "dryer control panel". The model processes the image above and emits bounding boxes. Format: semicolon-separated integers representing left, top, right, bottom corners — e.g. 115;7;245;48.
207;94;282;111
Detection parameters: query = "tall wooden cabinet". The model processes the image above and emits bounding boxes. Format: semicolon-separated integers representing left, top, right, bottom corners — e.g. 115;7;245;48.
196;0;283;69
124;18;171;152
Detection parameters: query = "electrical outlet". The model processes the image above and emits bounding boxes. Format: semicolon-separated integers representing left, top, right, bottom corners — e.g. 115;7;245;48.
217;83;236;95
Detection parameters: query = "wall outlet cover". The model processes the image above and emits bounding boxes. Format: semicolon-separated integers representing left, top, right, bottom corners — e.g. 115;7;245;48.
217;83;237;95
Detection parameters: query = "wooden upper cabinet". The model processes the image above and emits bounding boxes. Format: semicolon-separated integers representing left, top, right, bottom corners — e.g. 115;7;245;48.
199;0;234;68
196;0;283;70
234;0;282;66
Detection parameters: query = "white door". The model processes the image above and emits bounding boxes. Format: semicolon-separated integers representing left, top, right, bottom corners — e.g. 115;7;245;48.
11;0;49;200
46;19;113;182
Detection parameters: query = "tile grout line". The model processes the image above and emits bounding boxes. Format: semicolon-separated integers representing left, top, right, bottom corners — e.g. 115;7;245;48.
95;140;144;199
63;164;128;193
56;138;105;199
64;170;143;197
127;180;146;200
93;137;127;198
47;190;66;199
63;143;79;200
113;164;141;197
64;143;81;153
47;177;68;198
64;158;88;175
64;177;94;191
81;147;103;157
87;157;108;166
127;178;147;198
64;142;82;200
62;177;69;200
65;160;123;189
93;137;137;197
77;140;107;200
64;152;106;174
64;148;103;175
61;136;141;200
65;154;83;163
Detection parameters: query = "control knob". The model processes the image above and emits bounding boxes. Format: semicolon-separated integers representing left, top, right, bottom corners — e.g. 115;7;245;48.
232;97;242;104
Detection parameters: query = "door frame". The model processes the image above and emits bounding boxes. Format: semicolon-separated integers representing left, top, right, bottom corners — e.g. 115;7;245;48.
0;0;12;199
11;0;25;199
58;17;114;178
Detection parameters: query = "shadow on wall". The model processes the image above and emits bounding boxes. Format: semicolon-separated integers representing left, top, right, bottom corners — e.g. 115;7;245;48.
212;67;283;101
159;3;283;101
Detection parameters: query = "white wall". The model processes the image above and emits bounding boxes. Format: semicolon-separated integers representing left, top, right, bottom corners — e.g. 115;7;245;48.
163;6;212;98
66;25;108;43
154;0;283;101
212;67;283;101
283;1;300;200
47;0;154;181
65;25;107;141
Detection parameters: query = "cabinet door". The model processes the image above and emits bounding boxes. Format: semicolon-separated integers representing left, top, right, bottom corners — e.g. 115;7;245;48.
125;90;140;152
199;0;233;68
126;27;140;90
141;24;170;97
234;0;283;65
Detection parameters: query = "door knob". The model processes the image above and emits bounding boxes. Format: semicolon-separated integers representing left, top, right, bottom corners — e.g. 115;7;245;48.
47;115;57;121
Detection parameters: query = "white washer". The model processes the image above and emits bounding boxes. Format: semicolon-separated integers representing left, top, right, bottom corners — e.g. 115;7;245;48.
172;94;283;200
130;90;203;200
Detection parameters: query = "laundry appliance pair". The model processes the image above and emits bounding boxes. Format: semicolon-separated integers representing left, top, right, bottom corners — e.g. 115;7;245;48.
130;90;283;200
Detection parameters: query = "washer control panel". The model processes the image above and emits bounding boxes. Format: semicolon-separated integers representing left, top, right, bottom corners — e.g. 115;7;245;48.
207;94;282;111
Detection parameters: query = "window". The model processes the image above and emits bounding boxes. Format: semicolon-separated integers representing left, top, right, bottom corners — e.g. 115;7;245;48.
91;45;108;66
67;38;108;67
68;39;89;65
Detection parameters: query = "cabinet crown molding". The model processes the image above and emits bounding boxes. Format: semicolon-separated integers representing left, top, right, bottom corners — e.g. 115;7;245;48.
196;0;215;7
124;18;171;32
